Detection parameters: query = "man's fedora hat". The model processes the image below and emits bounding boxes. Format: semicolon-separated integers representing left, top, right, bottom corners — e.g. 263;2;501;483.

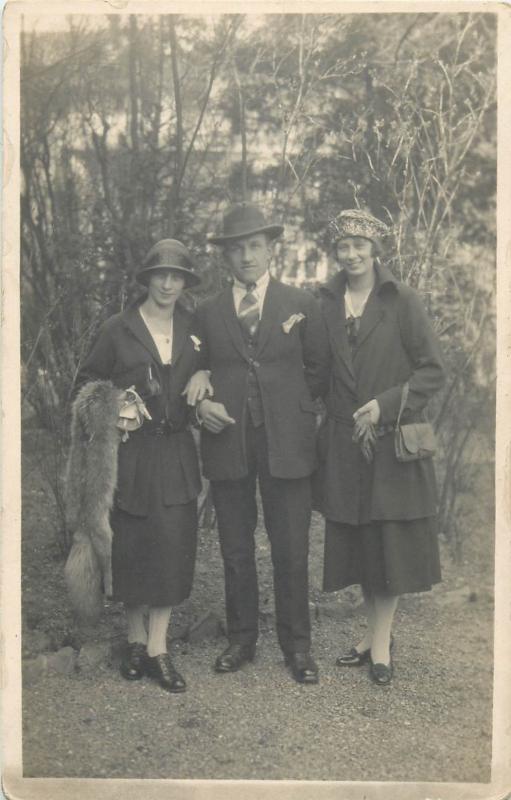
136;239;201;288
208;202;284;245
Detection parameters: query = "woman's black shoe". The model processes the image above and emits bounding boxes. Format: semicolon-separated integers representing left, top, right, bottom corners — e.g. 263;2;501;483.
336;635;394;667
120;642;147;681
370;659;393;685
335;646;371;667
146;653;186;693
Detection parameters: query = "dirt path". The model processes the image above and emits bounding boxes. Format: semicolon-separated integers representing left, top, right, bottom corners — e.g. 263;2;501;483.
21;428;494;782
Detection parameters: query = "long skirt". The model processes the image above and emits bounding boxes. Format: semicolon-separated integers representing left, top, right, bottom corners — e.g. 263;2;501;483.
323;517;441;596
111;497;198;608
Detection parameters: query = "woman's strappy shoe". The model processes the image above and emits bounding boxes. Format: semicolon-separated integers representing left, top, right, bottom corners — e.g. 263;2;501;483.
369;637;395;685
370;658;393;685
335;635;394;668
335;646;371;667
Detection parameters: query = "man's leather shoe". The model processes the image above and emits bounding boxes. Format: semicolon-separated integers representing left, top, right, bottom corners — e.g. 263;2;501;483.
146;653;186;693
214;643;256;673
370;658;393;686
120;642;147;681
285;652;319;684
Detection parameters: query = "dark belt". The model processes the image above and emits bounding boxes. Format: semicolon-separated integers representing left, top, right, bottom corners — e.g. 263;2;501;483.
136;421;185;437
328;413;394;438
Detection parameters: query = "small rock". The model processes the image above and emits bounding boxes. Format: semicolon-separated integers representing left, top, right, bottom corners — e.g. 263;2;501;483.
169;625;191;642
77;641;111;671
316;600;354;620
22;630;52;658
178;716;201;729
435;587;472;607
47;646;78;675
23;655;48;687
187;612;223;643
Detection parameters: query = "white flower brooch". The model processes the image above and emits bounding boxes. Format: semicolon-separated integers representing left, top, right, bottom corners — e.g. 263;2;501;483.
190;335;202;351
282;313;306;334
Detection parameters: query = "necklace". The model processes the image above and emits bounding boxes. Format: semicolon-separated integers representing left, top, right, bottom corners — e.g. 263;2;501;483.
345;285;373;318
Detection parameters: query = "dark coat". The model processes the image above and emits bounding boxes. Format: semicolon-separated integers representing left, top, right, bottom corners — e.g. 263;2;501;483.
76;301;202;517
196;278;329;481
317;263;445;524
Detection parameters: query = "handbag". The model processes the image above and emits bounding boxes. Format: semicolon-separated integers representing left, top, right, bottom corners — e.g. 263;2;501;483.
394;382;437;462
117;386;152;440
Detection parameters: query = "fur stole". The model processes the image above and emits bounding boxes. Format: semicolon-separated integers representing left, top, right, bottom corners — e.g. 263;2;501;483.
64;380;122;623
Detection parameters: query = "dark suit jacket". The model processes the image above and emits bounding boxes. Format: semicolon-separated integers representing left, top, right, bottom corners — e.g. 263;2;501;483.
317;263;445;523
76;301;202;516
196;277;329;481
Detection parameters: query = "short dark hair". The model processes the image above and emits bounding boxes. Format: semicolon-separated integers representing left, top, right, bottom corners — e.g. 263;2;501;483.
334;237;381;261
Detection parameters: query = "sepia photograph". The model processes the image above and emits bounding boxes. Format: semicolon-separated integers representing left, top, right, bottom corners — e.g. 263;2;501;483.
2;1;510;798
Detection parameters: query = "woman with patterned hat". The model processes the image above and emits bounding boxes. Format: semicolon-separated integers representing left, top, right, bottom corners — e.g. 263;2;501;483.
317;209;445;685
75;239;202;693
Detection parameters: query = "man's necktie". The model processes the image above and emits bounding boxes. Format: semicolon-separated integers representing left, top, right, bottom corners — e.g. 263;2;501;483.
238;283;260;340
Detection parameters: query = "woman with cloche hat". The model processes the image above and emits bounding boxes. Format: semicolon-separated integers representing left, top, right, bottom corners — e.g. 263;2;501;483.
317;209;445;685
75;239;202;693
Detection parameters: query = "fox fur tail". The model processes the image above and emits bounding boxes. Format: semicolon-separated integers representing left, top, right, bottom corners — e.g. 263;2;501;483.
64;380;121;624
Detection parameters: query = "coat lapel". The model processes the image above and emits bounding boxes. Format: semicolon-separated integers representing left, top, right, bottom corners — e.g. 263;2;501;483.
123;305;162;365
255;278;282;356
353;290;385;352
320;274;357;389
219;287;250;362
352;260;397;352
170;303;190;366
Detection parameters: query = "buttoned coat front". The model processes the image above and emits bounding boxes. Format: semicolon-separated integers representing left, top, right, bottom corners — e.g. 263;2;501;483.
317;263;445;525
76;301;202;517
196;278;329;481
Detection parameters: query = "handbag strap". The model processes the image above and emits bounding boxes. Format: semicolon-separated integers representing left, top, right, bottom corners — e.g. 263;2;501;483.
395;382;409;430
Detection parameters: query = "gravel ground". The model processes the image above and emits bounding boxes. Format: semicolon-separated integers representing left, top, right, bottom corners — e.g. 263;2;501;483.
21;428;494;782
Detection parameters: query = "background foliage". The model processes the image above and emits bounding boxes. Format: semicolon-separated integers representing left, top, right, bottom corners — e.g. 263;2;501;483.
20;12;496;552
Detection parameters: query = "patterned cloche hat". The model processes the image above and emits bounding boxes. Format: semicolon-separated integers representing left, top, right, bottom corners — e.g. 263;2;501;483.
329;209;390;244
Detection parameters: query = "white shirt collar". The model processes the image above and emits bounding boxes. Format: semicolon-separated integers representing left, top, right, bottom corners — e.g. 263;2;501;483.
233;270;270;293
232;270;271;314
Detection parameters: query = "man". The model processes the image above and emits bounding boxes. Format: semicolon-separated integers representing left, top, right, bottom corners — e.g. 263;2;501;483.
187;202;329;684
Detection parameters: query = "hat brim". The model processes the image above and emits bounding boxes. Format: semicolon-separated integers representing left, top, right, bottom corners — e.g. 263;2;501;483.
208;224;284;245
136;264;201;288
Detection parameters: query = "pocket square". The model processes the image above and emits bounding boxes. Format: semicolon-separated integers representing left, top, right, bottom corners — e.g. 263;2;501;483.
190;335;202;351
282;313;306;334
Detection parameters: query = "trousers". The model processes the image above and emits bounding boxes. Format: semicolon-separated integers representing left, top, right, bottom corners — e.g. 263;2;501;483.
211;420;312;655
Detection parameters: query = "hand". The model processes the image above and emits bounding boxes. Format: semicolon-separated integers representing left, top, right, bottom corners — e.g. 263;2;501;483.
197;399;235;434
352;399;380;463
353;399;380;430
183;370;214;405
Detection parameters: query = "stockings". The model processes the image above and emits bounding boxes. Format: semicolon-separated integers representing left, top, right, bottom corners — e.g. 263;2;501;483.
356;588;399;665
125;604;172;657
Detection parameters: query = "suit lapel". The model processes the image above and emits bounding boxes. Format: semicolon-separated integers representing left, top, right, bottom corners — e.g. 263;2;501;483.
123;305;162;365
219;287;250;362
170;304;189;365
255;278;282;356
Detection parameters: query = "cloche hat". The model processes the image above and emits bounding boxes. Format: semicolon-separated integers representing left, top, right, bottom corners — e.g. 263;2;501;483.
136;239;201;288
329;209;390;245
208;202;284;245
